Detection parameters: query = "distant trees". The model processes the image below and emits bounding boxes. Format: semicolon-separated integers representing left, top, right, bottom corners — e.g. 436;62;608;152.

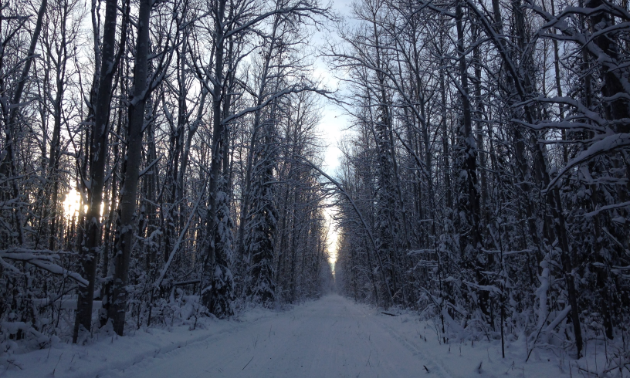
0;0;332;346
332;0;630;361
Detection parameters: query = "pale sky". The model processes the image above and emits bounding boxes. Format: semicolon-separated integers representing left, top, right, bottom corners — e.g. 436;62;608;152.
311;0;356;271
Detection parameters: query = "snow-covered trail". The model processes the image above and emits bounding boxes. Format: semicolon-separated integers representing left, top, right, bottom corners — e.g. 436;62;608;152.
4;295;577;378
102;294;447;378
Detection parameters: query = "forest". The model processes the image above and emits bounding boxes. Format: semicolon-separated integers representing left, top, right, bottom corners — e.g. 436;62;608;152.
0;0;333;347
0;0;629;371
331;0;630;363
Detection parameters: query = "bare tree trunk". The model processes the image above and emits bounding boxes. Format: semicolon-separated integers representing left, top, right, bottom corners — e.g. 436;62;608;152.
73;0;118;343
47;0;72;251
201;0;234;317
108;0;152;335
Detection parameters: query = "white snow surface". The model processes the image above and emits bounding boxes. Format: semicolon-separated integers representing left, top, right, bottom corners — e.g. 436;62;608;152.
3;295;588;378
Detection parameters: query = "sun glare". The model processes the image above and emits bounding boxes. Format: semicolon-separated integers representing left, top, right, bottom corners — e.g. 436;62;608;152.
325;207;339;273
63;189;82;218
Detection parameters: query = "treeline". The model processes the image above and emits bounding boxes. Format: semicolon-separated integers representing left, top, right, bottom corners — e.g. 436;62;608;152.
0;0;332;347
331;0;630;360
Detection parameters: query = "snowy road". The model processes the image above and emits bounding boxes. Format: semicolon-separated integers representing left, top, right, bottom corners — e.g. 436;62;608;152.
103;295;449;378
5;295;575;378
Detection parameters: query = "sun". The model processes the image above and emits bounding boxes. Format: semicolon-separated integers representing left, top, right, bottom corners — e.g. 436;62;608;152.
63;189;82;218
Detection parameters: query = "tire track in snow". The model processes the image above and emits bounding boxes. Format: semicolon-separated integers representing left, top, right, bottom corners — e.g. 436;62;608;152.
358;307;455;378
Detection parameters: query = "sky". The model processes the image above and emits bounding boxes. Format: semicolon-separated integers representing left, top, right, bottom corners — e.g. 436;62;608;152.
312;0;355;176
311;0;356;271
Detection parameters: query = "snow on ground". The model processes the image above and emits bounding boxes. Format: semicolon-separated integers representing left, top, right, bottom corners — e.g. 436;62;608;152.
1;295;605;378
